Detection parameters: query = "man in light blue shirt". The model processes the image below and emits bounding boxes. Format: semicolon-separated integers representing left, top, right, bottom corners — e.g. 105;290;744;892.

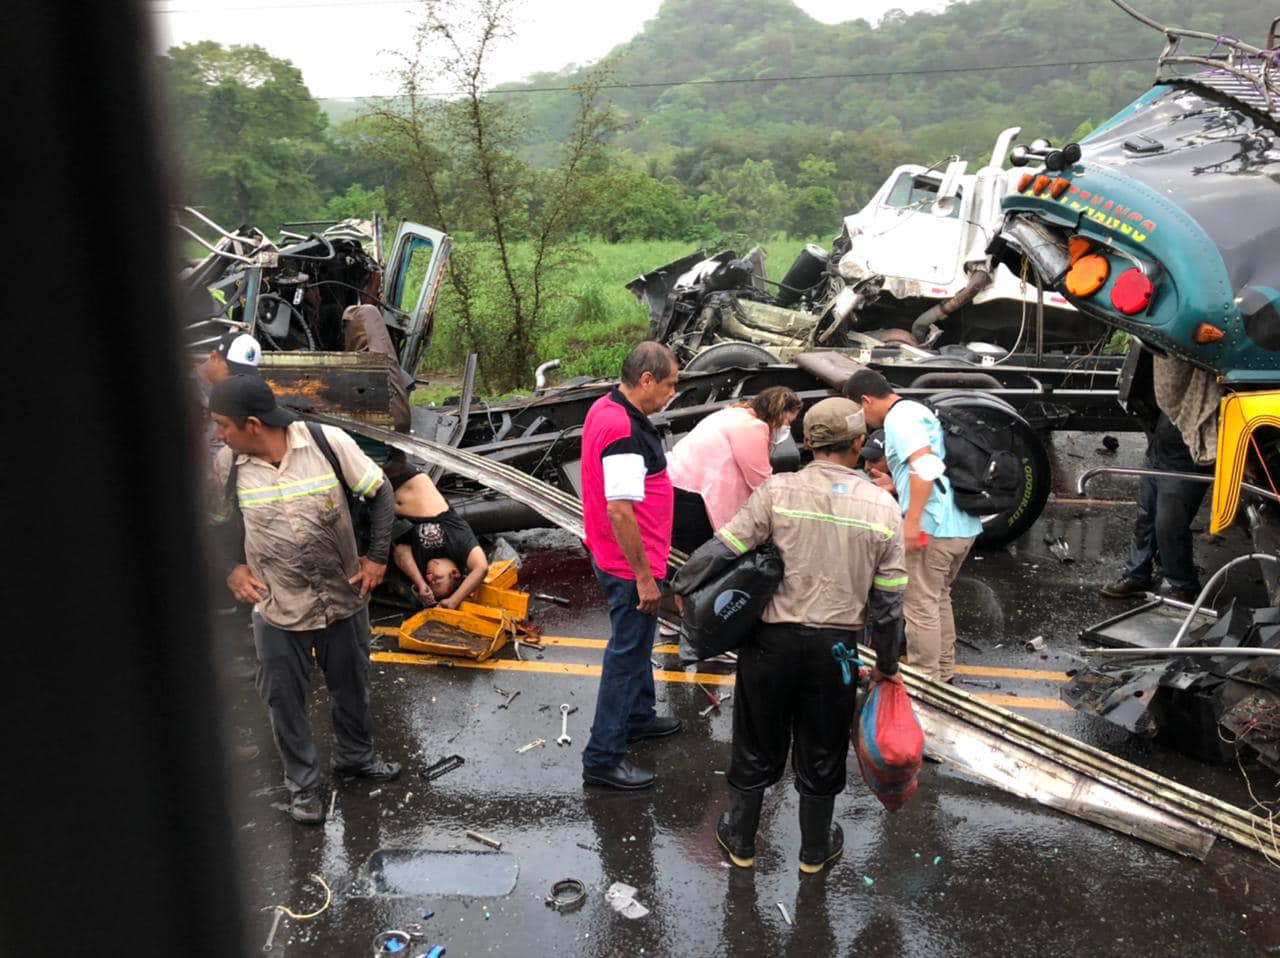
844;369;980;682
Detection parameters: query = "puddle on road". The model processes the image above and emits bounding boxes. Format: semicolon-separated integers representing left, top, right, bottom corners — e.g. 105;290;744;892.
365;848;518;897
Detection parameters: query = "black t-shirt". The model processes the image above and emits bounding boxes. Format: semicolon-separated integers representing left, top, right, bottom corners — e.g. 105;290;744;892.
394;509;479;572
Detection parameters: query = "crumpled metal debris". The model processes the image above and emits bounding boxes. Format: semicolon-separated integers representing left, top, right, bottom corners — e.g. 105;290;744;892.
1045;535;1073;563
604;882;649;919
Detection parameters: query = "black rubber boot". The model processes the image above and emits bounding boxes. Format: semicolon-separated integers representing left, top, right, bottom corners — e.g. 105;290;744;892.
798;794;843;874
716;787;764;868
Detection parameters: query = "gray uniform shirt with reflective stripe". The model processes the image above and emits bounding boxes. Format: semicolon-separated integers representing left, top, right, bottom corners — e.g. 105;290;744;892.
717;460;906;630
214;422;385;631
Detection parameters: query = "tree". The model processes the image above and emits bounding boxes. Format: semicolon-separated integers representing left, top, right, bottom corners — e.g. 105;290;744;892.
581;166;694;243
789;186;841;239
702;158;791;239
324;183;388;222
164;42;328;228
368;0;616;391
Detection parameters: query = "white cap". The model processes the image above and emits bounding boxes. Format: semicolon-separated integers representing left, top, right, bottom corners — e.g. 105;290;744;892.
217;332;262;374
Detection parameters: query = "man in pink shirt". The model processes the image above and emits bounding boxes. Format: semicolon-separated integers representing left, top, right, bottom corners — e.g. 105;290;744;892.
580;342;681;790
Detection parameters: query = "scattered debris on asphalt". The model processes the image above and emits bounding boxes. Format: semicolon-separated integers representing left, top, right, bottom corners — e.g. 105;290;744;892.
1045;536;1073;564
699;690;733;717
465;829;503;850
264;873;332;920
534;592;570;606
498;690;521;710
1025;636;1046;652
545;878;588;913
515;739;546;754
604;882;649;919
421;755;466;782
263;907;283;952
776;902;792;925
372;929;412;954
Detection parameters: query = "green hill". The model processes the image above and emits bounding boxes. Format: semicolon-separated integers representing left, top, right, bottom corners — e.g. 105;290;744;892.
501;0;1265;189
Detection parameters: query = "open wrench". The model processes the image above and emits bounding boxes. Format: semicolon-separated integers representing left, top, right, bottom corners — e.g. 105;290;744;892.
556;703;572;746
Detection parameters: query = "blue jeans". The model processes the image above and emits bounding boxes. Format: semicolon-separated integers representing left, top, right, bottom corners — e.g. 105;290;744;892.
1123;474;1206;592
582;563;660;772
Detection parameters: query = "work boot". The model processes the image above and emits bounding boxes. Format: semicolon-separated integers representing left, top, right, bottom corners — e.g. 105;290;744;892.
333;757;402;782
1164;586;1202;604
797;794;843;874
626;716;683;744
716;787;764;868
1100;577;1150;599
582;760;655;790
289;787;325;825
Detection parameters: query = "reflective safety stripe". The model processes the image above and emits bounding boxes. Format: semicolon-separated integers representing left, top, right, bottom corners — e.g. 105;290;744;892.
874;575;909;588
719;529;748;554
771;506;896;540
237;472;340;508
351;463;381;497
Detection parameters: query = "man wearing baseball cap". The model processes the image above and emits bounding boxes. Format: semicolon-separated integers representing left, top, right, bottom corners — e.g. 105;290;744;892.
195;330;262;394
672;397;906;875
193;331;263;460
210;375;400;824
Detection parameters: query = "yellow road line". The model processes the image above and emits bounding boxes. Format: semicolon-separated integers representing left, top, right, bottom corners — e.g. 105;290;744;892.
978;694;1071;712
954;664;1069;682
370;653;1071;707
537;637;1068;681
377;630;1066;684
538;636;681;655
372;651;736;686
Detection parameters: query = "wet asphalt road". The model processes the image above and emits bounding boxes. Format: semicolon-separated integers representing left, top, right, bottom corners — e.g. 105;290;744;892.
217;432;1280;957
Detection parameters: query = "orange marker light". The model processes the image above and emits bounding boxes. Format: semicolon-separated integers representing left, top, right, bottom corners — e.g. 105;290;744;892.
1018;172;1035;193
1033;175;1051;195
1065;253;1110;297
1194;323;1225;344
1050;177;1070;199
1068;236;1093;263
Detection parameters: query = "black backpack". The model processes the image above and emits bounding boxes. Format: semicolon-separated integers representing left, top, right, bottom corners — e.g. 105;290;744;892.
928;402;1024;516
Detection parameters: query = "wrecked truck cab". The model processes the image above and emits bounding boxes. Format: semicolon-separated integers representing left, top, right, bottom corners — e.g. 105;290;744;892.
179;211;450;430
1005;10;1280;775
835;126;1107;350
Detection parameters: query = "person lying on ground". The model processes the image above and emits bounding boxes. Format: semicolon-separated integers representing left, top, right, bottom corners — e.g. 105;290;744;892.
386;466;488;609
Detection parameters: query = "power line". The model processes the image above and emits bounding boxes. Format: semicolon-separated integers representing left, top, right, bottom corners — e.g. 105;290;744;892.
151;0;414;11
309;56;1150;100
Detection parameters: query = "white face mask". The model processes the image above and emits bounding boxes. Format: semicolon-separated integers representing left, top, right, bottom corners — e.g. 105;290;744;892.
772;426;791;446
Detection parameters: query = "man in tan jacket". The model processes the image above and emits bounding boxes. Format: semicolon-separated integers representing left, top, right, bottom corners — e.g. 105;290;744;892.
673;397;906;874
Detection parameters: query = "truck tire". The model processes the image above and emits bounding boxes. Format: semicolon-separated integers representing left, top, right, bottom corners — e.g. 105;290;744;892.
684;341;778;372
929;390;1050;548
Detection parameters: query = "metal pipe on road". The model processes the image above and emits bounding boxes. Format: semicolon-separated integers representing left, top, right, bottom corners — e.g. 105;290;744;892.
1171;553;1280;647
1075;466;1280;505
1083;646;1280;659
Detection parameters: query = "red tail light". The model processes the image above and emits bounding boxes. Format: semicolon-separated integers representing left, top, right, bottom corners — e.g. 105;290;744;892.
1110;269;1154;315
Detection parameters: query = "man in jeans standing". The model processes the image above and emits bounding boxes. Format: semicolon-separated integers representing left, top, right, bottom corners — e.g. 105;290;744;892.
1101;413;1209;603
844;369;981;683
580;342;682;790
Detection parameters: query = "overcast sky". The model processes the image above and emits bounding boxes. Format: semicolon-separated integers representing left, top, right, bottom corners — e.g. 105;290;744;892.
149;0;950;99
